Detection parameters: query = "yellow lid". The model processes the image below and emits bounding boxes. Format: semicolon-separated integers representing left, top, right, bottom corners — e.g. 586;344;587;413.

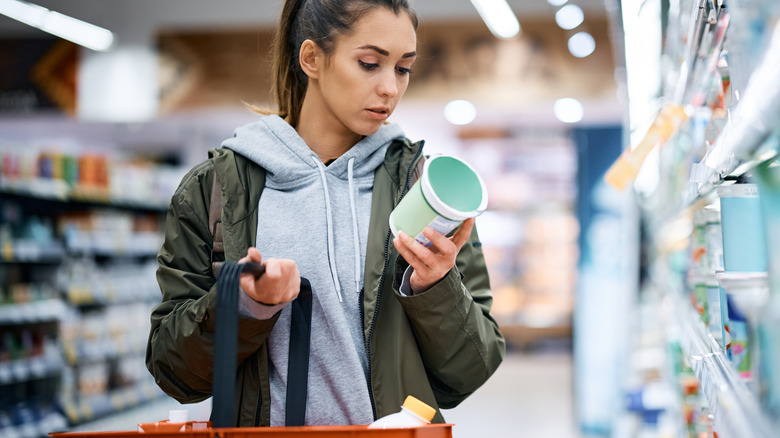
402;395;435;422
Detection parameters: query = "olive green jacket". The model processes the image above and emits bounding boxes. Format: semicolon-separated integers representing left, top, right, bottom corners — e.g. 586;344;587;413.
146;138;505;426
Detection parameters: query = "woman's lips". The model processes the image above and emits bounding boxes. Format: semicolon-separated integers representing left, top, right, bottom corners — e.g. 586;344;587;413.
366;107;389;120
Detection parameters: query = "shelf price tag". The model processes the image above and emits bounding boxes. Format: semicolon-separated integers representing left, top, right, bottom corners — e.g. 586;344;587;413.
605;103;689;191
63;401;80;423
1;241;13;261
79;399;93;421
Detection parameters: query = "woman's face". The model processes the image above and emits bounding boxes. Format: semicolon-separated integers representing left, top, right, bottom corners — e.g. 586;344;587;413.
315;8;417;137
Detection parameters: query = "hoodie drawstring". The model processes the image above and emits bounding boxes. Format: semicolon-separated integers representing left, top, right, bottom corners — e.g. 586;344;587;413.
311;156;364;303
347;158;361;295
312;156;343;302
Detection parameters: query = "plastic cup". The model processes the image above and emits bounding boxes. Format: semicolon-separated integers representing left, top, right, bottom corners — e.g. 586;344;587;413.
717;183;768;272
389;155;488;247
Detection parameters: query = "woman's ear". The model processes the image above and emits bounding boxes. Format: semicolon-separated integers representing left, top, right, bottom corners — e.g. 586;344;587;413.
299;39;321;79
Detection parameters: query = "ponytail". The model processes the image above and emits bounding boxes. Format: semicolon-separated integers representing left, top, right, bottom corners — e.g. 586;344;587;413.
271;0;308;126
253;0;418;128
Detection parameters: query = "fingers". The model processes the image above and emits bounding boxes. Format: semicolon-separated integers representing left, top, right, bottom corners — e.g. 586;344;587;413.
239;247;263;264
258;258;300;304
393;231;427;268
247;247;263;262
393;219;476;293
451;218;474;249
237;248;299;306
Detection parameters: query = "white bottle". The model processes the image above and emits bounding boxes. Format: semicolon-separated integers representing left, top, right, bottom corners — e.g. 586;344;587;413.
368;395;436;429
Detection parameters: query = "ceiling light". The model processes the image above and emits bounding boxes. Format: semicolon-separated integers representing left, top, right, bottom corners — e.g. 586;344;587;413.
555;5;584;30
554;98;584;123
444;100;477;125
0;0;114;51
547;0;569;6
470;0;521;39
568;31;596;58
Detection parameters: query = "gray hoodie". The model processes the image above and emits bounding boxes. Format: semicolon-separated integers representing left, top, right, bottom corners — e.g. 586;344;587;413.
222;114;406;426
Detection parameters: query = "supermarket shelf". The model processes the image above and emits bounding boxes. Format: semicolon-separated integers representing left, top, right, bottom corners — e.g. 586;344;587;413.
696;23;780;191
63;288;160;307
1;240;66;264
61;382;168;427
0;299;68;325
693;149;779;205
0;406;68;438
0;183;168;213
62;340;146;367
0;356;64;386
64;231;162;259
674;294;776;438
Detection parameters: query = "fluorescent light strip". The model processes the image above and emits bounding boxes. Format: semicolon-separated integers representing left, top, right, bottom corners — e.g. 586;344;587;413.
0;0;114;51
470;0;521;39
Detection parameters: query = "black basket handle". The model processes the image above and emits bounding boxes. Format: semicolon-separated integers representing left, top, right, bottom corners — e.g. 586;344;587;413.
212;261;311;428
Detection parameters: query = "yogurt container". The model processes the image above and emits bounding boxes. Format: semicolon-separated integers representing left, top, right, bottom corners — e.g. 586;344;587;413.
389;155;488;247
717;183;767;272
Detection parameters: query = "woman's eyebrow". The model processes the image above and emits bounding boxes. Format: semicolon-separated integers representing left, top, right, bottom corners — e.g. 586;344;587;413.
357;44;417;58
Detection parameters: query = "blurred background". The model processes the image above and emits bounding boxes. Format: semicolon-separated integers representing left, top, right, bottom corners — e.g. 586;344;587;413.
2;1;780;437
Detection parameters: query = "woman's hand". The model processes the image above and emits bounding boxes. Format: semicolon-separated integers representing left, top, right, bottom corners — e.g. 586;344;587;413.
393;218;474;294
238;247;300;305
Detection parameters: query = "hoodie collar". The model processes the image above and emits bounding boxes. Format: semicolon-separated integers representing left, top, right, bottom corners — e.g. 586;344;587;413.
222;115;405;185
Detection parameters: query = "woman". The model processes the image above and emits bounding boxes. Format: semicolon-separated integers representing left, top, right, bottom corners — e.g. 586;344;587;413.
146;0;505;427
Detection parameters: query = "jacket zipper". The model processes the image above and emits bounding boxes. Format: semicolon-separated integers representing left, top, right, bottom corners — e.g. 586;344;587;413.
362;141;424;420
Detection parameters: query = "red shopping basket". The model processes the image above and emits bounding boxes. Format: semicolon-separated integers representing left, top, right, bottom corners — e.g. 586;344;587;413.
51;424;453;438
50;261;453;438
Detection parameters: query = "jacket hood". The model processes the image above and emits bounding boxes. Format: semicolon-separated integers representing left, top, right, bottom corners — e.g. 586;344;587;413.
221;115;406;186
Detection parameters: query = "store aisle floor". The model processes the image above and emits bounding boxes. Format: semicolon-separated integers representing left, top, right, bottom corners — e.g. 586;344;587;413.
442;348;578;438
71;350;577;437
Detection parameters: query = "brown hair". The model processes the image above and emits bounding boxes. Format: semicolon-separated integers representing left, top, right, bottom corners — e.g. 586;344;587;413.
253;0;418;127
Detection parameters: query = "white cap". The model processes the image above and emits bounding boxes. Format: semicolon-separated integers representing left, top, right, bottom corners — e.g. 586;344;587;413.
169;410;188;423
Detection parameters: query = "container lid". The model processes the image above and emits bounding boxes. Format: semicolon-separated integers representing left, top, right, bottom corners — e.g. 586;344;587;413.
169;409;188;423
715;271;768;291
420;155;488;221
716;183;759;198
402;396;436;422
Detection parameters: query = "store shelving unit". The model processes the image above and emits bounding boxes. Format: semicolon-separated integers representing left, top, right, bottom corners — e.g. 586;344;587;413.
616;0;780;437
1;159;176;437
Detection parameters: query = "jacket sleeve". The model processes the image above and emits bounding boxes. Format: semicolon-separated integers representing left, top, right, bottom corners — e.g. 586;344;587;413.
145;162;279;403
393;225;506;409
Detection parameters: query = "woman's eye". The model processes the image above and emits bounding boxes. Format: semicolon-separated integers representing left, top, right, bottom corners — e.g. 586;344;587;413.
358;60;379;71
396;66;413;75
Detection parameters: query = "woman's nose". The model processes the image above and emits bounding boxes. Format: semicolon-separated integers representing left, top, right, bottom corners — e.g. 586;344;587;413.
377;70;399;98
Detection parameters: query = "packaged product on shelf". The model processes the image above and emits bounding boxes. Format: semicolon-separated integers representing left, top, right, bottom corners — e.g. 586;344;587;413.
725;294;752;379
689;274;726;347
724;0;780;97
705;282;726;348
755;158;780;298
755;158;780;417
702;206;724;272
688;274;710;325
690;211;708;271
716;182;767;272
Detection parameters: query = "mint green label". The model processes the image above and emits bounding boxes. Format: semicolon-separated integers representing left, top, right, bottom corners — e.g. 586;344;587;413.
390;180;439;239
